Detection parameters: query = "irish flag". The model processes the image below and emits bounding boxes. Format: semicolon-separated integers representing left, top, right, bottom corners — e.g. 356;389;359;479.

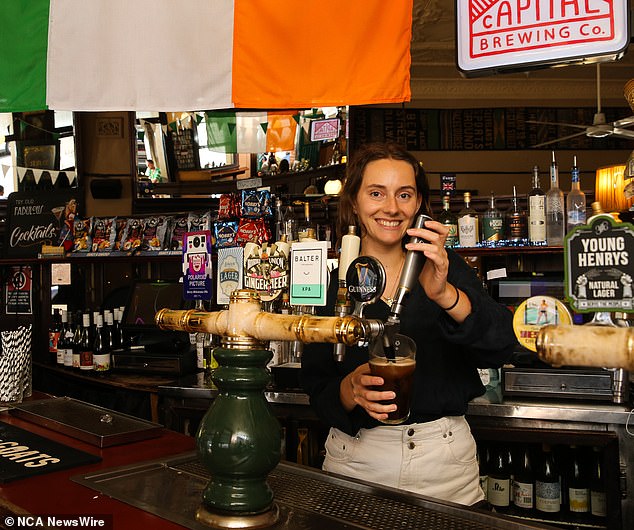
1;0;413;112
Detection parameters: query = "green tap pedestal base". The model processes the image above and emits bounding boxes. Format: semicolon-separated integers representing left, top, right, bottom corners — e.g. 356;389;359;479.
197;346;282;516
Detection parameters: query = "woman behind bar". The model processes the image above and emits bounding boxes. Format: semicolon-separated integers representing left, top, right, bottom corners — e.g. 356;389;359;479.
301;142;516;505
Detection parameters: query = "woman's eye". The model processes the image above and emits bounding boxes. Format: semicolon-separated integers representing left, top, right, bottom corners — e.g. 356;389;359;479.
399;192;412;200
369;191;382;198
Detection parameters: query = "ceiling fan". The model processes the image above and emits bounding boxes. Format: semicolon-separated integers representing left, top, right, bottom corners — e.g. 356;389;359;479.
529;63;634;148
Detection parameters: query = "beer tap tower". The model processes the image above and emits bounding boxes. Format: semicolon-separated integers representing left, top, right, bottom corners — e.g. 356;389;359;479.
155;215;432;528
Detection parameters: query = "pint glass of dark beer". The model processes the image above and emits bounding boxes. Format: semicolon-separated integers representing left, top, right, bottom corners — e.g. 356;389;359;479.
369;334;416;424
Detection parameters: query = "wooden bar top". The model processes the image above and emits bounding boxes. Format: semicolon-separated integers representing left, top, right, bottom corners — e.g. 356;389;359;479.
0;409;195;528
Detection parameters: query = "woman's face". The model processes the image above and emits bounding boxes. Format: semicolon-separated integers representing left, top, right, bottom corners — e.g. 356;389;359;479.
353;158;422;248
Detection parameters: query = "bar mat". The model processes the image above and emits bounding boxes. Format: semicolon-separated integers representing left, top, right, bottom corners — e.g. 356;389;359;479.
0;420;101;483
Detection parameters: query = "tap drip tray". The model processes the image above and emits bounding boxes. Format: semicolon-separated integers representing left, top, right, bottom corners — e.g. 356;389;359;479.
72;452;553;530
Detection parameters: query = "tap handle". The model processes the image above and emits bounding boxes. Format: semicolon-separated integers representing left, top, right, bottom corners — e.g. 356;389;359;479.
389;214;432;319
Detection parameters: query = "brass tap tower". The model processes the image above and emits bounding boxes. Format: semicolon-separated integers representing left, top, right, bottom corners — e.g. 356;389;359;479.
156;289;379;529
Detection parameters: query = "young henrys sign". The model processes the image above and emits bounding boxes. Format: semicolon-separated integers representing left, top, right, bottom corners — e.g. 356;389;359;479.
564;216;634;312
456;0;630;76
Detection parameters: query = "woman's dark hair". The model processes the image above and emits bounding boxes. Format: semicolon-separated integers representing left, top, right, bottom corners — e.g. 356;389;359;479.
336;142;430;244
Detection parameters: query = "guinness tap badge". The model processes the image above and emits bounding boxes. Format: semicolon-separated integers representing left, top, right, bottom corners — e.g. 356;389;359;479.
346;256;386;305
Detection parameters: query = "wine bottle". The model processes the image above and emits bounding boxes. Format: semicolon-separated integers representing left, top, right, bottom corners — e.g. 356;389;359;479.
566;155;586;232
481;192;504;246
487;445;511;511
528;165;546;245
438;195;459;248
63;311;75;369
457;192;479;248
507;186;528;243
535;443;561;516
567;445;590;518
546;151;565;246
72;311;82;370
590;446;607;520
274;197;286;242
111;308;122;349
298;202;318;241
49;308;62;364
78;312;94;372
56;310;68;367
513;444;535;513
93;313;111;375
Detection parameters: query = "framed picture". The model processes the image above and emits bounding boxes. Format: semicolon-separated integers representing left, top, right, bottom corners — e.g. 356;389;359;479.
23;144;57;169
96;117;124;138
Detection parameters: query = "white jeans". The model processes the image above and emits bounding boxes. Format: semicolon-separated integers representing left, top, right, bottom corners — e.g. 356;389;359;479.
323;416;483;506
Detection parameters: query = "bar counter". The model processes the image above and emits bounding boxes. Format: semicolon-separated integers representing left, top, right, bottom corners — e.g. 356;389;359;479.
0;399;557;530
159;373;634;530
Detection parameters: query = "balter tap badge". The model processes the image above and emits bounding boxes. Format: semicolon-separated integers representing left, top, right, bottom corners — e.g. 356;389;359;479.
243;241;290;302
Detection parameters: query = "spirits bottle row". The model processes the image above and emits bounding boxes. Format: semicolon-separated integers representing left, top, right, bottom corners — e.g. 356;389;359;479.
48;307;124;375
478;441;608;524
438;151;587;249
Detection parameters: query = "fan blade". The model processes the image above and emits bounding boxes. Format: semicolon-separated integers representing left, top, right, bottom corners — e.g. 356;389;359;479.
531;130;589;148
613;116;634;128
526;120;588;130
612;128;634;139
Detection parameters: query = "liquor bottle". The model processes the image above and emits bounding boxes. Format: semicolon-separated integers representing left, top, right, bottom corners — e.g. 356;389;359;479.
477;443;489;501
535;443;561;516
298;202;318;241
111;308;122;349
457;192;479;248
274;197;286;242
283;203;298;243
566;155;586;232
513;444;535;513
49;309;62;364
507;186;528;243
93;314;110;375
481;191;504;246
566;445;590;518
546;151;565;246
56;310;69;367
438;195;459;248
589;446;607;520
103;310;114;350
78;312;94;372
63;311;75;369
528;165;546;245
72;311;82;370
487;445;511;511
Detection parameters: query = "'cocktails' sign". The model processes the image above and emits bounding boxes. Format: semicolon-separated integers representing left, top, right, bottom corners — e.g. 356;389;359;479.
564;216;634;312
456;0;630;76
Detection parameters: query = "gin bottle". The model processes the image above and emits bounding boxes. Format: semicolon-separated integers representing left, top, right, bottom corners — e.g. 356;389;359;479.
528;165;546;245
438;194;458;248
566;155;586;232
546;151;565;246
458;192;479;247
481;192;504;246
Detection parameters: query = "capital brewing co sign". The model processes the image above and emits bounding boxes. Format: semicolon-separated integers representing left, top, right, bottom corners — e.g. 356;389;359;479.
456;0;630;76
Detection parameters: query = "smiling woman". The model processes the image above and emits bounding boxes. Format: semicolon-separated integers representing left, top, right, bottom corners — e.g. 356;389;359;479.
301;141;517;506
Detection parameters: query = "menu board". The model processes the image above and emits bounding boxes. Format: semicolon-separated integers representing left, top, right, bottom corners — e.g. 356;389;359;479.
5;189;82;258
169;128;197;170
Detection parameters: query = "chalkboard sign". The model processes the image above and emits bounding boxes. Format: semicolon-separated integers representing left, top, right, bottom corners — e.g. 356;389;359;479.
169;128;198;170
5;189;82;258
565;216;634;312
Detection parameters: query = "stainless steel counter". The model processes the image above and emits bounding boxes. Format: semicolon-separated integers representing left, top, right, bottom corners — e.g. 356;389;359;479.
159;373;634;425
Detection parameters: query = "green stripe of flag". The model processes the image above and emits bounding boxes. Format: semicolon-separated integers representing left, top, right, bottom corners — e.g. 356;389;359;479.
0;0;50;111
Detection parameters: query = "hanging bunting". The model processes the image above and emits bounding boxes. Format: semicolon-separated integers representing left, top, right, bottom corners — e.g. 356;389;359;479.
236;112;267;153
16;167;27;182
31;169;43;184
50;171;59;186
206;111;237;153
1;164;9;178
266;112;298;152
